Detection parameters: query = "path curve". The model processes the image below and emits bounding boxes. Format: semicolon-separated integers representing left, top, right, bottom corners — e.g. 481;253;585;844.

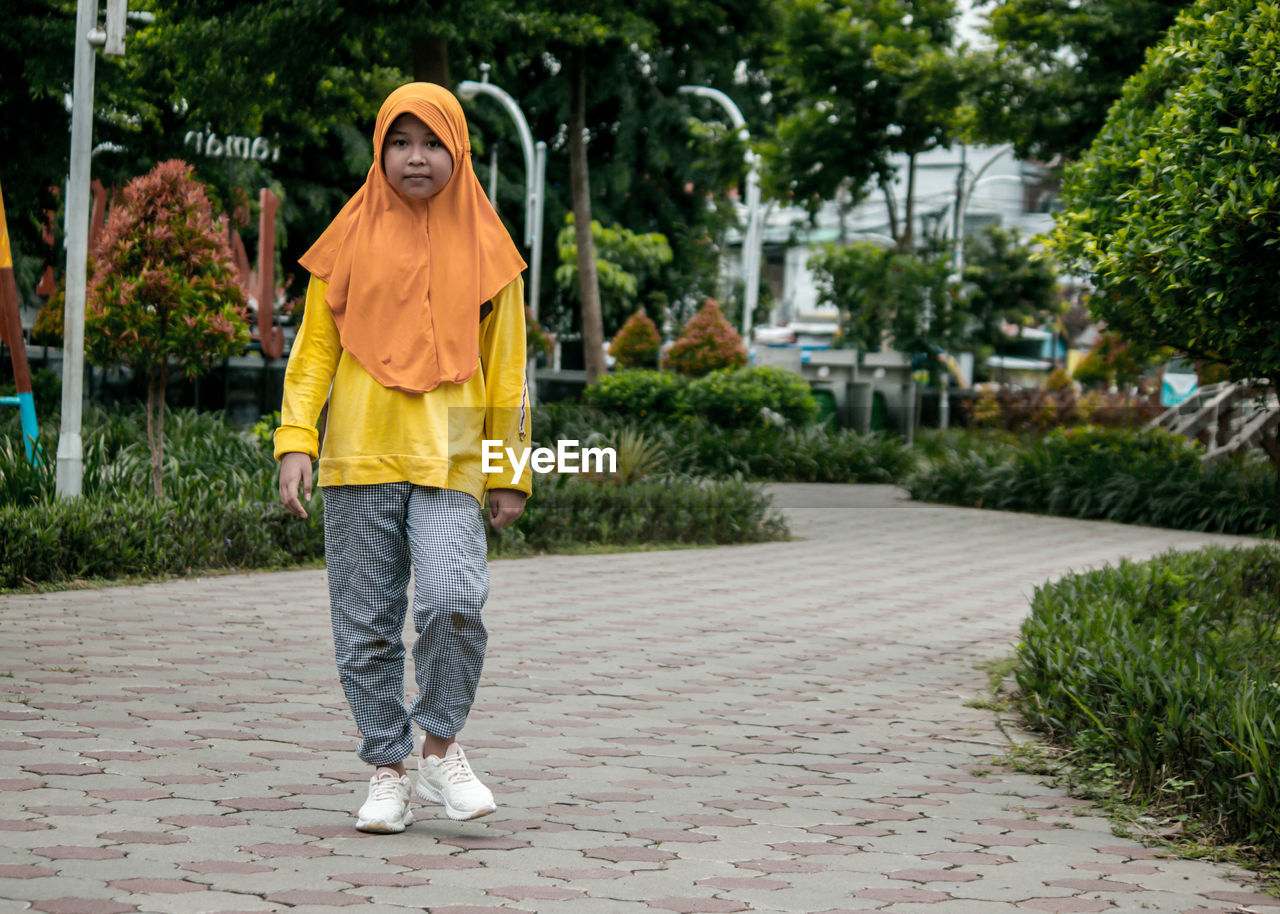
0;484;1275;913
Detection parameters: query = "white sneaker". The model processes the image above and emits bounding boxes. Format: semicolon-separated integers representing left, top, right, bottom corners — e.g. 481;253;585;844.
414;742;497;821
355;771;413;833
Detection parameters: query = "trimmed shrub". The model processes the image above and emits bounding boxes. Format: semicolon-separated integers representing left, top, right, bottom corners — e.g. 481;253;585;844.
609;309;662;369
581;370;687;420
906;426;1277;536
0;489;325;589
489;474;787;555
1016;545;1280;854
683;366;818;428
677;422;914;483
663;298;747;376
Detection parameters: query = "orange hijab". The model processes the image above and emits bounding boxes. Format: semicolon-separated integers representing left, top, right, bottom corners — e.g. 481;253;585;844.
299;83;526;393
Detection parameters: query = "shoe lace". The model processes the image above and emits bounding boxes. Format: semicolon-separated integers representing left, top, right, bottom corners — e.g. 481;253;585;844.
370;774;403;801
439;753;476;785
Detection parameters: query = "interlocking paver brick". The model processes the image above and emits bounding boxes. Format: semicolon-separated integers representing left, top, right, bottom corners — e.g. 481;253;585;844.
2;484;1275;912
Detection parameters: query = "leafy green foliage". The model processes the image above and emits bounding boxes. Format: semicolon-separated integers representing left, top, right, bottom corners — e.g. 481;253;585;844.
0;401;792;588
1016;545;1280;853
683;423;914;483
554;215;675;337
765;0;966;234
538;397;914;483
86;160;250;496
1050;0;1280;399
809;242;955;362
489;473;787;556
0;407;281;509
960;225;1061;371
88;161;250;379
969;0;1188;160
907;426;1278;535
0;488;324;590
582;369;687;418
812;228;1060;377
1072;331;1172;390
682;366;818;428
583;365;817;427
663;299;747;376
609;309;663;369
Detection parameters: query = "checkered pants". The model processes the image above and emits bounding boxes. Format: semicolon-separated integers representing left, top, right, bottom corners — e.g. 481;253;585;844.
322;483;490;767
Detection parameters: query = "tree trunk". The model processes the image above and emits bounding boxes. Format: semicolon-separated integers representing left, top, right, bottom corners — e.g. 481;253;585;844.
898;153;917;254
568;52;606;384
879;176;900;246
1267;373;1280;521
146;365;167;498
411;36;450;86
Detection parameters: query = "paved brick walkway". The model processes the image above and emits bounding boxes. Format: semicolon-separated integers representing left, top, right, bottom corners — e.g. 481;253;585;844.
2;483;1276;913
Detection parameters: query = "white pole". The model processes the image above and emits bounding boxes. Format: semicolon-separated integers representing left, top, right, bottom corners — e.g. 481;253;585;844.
456;69;543;404
741;152;763;343
677;85;761;342
527;140;547;405
56;0;100;499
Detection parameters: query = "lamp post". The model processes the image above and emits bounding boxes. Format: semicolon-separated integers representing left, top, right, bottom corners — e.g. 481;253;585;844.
677;85;763;343
937;143;1017;429
56;0;141;498
456;64;546;404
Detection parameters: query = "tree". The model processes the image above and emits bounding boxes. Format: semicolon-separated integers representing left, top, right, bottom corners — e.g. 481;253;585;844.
969;0;1189;161
809;242;956;379
664;299;747;376
960;225;1060;373
765;0;967;251
609;310;663;369
1050;0;1280;477
87;161;250;496
507;0;771;382
553;216;674;337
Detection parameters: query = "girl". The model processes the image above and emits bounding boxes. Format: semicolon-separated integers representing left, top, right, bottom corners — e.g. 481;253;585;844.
275;82;531;833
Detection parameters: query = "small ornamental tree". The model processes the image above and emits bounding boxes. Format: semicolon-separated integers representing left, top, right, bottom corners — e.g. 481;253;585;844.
663;299;748;377
86;159;250;497
609;309;662;369
1050;0;1280;483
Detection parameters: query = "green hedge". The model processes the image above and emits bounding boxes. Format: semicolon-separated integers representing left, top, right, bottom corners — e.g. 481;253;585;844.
906;426;1277;536
582;366;819;428
679;423;913;483
1017;545;1280;853
0;491;325;589
490;474;787;555
1;474;788;589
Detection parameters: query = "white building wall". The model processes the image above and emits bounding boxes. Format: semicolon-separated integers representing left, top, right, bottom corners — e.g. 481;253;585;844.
747;144;1058;327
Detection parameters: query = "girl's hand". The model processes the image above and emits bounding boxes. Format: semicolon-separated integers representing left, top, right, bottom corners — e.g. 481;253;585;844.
488;489;527;530
279;452;314;518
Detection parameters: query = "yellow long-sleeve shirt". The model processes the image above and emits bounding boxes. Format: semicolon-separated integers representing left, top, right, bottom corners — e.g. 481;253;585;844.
273;275;532;501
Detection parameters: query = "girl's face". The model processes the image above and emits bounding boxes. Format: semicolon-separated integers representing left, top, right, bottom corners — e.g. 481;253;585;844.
382;113;454;200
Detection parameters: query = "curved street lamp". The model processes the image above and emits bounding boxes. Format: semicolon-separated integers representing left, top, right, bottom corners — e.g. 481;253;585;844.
457;64;546;403
678;85;763;343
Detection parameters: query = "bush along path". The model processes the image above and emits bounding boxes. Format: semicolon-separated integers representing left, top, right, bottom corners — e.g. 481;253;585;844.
0;407;788;590
906;426;1279;537
0;484;1276;912
1017;544;1280;857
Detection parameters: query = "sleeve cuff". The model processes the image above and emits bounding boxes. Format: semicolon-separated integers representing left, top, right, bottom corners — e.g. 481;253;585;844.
274;425;320;461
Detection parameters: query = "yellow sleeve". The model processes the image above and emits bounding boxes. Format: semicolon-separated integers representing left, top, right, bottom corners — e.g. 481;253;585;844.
273;276;342;461
479;276;532;495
